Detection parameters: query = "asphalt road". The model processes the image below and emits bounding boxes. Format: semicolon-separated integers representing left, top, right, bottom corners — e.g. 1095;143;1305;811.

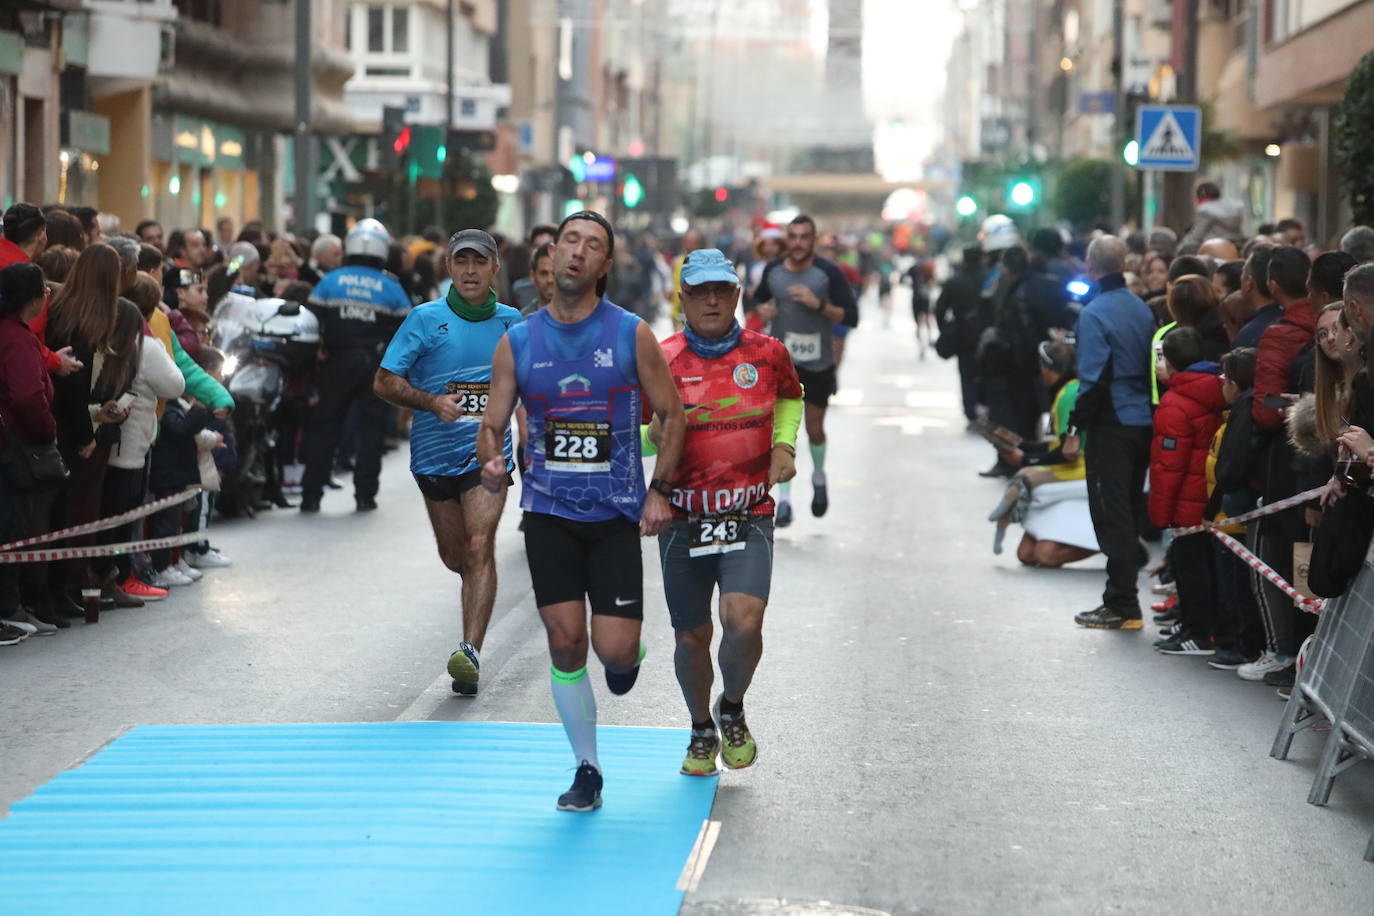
3;289;1372;914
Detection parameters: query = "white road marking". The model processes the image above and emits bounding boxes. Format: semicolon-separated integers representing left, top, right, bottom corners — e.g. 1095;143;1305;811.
872;415;950;435
677;818;723;892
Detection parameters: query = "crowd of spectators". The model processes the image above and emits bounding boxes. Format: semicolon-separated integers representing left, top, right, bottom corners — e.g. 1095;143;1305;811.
939;184;1374;700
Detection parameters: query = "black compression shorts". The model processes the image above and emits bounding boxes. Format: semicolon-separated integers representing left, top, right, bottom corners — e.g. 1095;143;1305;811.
522;512;643;619
795;365;837;408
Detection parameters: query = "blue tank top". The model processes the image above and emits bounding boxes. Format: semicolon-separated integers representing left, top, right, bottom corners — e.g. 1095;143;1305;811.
512;299;644;522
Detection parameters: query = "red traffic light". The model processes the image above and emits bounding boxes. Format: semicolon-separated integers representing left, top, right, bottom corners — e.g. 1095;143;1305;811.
393;126;412;155
714;187;728;203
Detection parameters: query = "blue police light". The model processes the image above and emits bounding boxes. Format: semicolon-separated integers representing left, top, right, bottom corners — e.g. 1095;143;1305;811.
1067;279;1091;298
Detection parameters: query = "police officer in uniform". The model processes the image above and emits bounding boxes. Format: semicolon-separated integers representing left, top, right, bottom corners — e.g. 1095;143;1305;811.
301;219;412;512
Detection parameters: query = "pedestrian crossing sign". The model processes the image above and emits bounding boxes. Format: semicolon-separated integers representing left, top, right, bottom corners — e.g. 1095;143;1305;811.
1135;105;1202;172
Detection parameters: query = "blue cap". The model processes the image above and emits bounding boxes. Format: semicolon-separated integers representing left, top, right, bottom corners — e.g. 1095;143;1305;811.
680;248;739;287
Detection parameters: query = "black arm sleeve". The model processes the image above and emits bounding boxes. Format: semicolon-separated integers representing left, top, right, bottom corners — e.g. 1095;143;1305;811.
818;259;859;328
752;260;779;304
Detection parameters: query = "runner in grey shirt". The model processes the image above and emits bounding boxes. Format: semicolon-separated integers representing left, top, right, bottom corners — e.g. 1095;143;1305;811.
753;214;859;526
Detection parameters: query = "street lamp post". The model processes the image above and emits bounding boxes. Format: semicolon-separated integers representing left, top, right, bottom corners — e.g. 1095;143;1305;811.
293;0;315;233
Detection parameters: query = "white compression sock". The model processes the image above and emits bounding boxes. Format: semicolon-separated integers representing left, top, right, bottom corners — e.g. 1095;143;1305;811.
551;665;599;771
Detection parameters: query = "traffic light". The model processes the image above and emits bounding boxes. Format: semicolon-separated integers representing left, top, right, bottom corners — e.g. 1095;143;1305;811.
955;195;977;217
622;173;644;209
1122;139;1140;166
380;105;407;170
1004;177;1040;210
714;187;728;203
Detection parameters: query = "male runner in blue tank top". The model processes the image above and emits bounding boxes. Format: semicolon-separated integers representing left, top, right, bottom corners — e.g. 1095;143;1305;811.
478;211;686;812
374;229;520;696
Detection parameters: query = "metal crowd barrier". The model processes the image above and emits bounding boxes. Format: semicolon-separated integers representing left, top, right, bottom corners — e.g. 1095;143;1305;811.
1270;538;1374;861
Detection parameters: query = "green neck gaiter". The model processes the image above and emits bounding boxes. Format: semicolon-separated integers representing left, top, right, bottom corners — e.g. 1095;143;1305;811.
446;286;498;322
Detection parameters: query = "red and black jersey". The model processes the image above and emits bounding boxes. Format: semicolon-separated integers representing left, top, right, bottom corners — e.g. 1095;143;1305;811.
661;329;803;517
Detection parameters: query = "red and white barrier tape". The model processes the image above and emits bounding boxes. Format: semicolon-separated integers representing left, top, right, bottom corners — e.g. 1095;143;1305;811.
1167;484;1324;537
1211;529;1324;615
0;487;201;552
0;530;207;565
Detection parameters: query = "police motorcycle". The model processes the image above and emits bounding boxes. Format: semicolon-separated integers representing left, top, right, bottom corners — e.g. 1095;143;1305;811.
211;295;320;516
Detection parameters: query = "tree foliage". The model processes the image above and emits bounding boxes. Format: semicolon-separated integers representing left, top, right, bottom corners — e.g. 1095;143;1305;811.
1052;159;1114;229
1335;50;1374;226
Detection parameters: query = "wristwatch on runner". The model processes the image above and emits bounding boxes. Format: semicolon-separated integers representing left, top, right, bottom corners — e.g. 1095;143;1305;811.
649;478;674;497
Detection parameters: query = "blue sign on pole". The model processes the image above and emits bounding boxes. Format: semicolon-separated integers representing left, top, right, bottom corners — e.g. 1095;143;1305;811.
584;156;616;183
1134;104;1202;172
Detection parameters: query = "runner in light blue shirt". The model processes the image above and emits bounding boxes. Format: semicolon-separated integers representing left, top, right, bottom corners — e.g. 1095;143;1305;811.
374;228;520;698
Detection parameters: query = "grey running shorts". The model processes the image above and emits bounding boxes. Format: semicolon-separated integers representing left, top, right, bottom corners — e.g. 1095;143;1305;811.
657;514;774;630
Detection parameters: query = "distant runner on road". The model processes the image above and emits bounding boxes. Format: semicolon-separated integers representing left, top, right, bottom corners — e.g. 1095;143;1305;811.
753;214;858;526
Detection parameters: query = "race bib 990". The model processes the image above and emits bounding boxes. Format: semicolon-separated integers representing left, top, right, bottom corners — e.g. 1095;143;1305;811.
688;513;749;558
544;418;611;472
784;331;822;363
444;380;490;423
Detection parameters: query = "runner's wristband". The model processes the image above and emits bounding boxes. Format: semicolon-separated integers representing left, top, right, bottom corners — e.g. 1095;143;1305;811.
649;478;673;497
773;397;803;449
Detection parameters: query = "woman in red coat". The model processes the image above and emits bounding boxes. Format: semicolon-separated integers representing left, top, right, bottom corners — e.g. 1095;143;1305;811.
1150;326;1227;656
0;263;62;639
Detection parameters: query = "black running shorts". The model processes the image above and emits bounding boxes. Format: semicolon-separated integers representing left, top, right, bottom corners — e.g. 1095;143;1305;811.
414;468;512;502
522;512;643;619
795;365;836;408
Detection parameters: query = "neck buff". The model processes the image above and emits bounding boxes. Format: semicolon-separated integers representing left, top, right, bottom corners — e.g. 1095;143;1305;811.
683;319;742;358
447;286;497;322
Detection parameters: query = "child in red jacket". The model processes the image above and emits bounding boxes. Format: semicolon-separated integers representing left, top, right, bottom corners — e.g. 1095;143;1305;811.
1149;327;1228;655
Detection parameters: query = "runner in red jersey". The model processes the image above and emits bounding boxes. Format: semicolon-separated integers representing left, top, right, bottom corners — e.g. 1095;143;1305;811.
645;248;803;776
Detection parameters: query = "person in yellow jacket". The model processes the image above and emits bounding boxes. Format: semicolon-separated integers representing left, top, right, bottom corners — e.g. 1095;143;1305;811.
669;228;704;330
988;340;1097;566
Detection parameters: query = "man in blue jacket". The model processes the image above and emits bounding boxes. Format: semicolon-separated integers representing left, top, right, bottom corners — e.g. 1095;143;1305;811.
1061;236;1155;629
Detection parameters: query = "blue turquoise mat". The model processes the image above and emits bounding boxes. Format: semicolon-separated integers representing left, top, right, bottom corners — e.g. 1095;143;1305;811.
0;722;717;915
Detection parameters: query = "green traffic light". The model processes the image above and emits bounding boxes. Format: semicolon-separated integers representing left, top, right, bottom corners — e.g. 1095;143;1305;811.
436;145;447;164
623;173;644;209
1010;181;1035;207
955;195;977;217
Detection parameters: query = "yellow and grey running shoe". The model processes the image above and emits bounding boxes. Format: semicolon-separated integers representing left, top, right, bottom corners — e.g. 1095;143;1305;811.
713;696;758;770
447;642;480;696
681;729;720;777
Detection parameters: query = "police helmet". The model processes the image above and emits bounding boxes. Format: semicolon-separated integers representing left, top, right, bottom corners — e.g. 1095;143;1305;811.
345;218;391;260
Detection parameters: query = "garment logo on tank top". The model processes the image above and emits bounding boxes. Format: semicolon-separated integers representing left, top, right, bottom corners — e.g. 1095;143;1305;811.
557;373;592;396
593;347;614;368
733;363;759;389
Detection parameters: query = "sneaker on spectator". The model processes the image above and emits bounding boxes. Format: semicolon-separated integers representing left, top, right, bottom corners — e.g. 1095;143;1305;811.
0;623;29;646
1207;649;1255;670
1155;620;1184;640
122;575;168;602
1151;593;1178;614
151;566;193;588
1156;631;1216;655
1237;651;1292;682
174;559;203;581
186;548;232;569
12;609;57;636
2;618;37;635
1263;665;1296;688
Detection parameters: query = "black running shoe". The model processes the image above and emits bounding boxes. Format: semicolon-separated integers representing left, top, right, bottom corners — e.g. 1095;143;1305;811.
299;498;320;513
1264;666;1296;688
605;648;643;696
811;482;829;518
775;502;793;528
557;761;603;812
355;496;378;511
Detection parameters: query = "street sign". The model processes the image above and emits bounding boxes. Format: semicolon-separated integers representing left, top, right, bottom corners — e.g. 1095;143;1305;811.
1134;104;1201;172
